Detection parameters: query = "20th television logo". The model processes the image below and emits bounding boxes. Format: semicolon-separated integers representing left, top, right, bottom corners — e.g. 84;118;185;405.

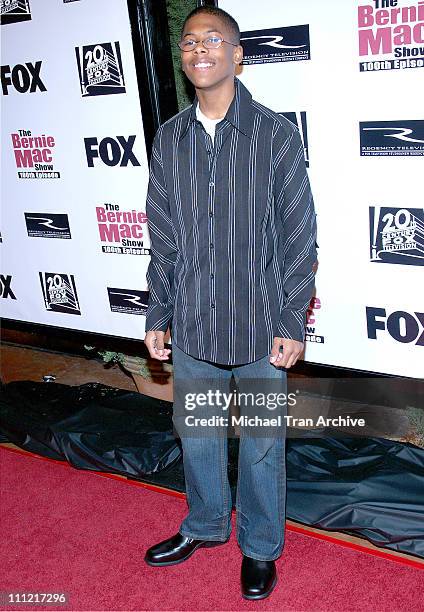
76;42;126;97
39;272;81;315
369;207;424;266
0;0;31;25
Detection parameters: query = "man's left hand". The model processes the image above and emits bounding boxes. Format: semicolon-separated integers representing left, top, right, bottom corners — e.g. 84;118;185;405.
270;337;304;369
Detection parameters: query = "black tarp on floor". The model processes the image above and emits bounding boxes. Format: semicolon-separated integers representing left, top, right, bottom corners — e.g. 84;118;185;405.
1;380;423;559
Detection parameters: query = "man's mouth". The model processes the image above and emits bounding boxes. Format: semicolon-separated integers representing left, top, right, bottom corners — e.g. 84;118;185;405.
192;61;215;71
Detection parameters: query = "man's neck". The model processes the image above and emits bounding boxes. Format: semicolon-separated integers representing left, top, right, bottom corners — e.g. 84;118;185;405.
195;78;235;120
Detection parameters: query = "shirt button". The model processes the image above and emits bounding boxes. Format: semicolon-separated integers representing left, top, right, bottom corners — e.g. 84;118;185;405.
209;181;214;187
210;273;214;279
209;210;213;217
210;243;214;249
211;303;215;308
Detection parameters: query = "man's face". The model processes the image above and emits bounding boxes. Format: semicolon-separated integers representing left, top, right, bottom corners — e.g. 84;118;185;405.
180;14;242;91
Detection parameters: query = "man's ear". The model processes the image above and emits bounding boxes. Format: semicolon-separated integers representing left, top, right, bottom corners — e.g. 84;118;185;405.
234;44;243;64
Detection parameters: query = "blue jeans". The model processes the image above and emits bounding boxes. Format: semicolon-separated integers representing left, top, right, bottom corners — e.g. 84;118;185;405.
172;343;287;561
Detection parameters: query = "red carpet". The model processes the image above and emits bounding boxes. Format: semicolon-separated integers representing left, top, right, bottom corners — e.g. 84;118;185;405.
1;446;423;612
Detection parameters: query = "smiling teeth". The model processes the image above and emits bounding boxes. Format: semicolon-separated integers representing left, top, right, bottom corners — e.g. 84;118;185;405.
194;63;213;67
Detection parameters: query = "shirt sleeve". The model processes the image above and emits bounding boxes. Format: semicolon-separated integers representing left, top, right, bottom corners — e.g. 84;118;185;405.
273;122;318;342
144;128;178;332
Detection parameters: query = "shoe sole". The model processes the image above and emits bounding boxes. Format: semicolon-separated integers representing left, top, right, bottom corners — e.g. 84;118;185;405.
241;575;278;600
144;540;227;567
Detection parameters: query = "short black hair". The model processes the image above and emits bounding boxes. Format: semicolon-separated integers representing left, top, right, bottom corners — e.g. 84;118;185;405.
181;6;240;44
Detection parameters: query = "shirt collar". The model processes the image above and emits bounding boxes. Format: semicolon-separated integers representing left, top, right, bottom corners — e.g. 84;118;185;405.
179;77;255;141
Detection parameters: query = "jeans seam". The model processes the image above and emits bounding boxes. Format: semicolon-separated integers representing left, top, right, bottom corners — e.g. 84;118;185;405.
277;401;287;557
179;528;228;542
241;550;281;562
219;435;227;540
235;433;242;543
277;435;286;556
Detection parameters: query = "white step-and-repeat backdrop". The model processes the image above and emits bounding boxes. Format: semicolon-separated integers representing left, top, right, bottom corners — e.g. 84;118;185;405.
1;0;151;340
2;0;423;377
220;0;424;378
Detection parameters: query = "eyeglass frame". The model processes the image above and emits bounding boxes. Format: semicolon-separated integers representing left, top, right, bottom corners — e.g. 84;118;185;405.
178;35;239;52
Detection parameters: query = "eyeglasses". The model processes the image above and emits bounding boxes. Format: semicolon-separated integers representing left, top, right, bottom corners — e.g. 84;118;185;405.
178;35;238;52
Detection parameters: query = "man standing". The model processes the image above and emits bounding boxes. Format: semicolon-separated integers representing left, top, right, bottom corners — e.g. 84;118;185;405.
143;6;317;601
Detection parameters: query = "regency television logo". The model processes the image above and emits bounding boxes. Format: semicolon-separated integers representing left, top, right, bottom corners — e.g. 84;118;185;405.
360;120;424;155
24;213;71;239
107;288;149;315
240;25;310;65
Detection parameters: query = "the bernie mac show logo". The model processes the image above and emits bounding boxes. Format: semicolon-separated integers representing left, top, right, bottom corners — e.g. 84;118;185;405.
358;0;424;71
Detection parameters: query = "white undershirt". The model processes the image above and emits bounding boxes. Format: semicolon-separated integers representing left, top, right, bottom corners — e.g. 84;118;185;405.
196;105;224;144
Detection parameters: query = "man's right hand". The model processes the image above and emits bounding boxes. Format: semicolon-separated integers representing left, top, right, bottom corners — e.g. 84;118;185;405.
144;330;172;361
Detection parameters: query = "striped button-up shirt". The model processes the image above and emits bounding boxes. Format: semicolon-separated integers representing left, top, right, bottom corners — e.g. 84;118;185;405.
145;78;317;365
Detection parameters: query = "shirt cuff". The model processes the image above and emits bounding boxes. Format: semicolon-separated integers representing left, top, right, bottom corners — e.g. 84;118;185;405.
276;308;307;342
145;304;173;333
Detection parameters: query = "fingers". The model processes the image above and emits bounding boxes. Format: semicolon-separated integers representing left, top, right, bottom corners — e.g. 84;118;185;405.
270;337;304;369
282;349;298;369
269;337;283;365
144;331;171;360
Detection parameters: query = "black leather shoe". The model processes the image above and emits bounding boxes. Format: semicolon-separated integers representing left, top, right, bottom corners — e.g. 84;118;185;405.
241;555;277;600
144;532;227;567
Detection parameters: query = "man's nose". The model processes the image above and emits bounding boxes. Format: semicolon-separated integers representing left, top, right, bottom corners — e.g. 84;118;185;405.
193;43;208;54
